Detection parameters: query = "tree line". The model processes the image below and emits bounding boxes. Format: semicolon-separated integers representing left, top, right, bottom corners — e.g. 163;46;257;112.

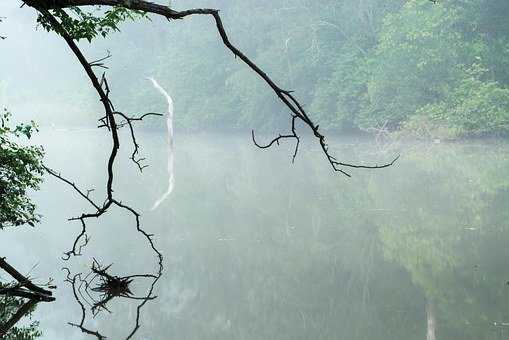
96;0;509;138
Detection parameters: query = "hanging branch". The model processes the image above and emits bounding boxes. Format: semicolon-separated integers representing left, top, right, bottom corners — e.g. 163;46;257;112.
252;115;300;163
23;0;399;176
28;5;163;339
36;6;161;259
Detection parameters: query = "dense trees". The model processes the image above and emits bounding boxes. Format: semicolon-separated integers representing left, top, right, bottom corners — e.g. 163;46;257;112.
86;0;509;137
0;293;41;340
368;0;509;137
6;0;507;137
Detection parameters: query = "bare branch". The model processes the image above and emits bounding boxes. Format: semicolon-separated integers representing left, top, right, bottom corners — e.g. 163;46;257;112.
0;258;54;298
44;166;100;210
252;115;300;163
111;111;163;171
24;0;399;175
30;6;163;338
89;50;112;69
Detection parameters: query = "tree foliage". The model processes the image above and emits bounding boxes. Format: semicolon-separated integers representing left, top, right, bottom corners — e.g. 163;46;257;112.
0;285;41;340
74;0;509;138
37;6;147;42
0;109;44;228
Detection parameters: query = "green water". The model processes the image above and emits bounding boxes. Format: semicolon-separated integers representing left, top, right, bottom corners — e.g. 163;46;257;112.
3;131;509;339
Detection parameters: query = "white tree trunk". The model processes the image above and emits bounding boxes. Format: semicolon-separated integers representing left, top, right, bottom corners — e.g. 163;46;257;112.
426;300;436;340
148;77;175;211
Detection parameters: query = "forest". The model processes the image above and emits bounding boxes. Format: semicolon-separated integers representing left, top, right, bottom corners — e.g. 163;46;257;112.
45;0;509;137
3;0;509;137
2;0;509;339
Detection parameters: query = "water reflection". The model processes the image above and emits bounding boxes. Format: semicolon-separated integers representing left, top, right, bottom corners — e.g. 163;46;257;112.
2;131;509;339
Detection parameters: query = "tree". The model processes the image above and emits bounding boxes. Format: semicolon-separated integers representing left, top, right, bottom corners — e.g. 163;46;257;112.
371;144;509;339
0;109;44;229
0;292;41;340
0;109;46;339
349;0;509;137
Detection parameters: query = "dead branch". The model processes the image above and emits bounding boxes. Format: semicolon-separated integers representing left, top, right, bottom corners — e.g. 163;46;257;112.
28;6;163;339
252;115;300;162
0;258;54;299
110;111;163;171
0;258;55;338
24;0;399;176
63;268;105;340
89;50;112;69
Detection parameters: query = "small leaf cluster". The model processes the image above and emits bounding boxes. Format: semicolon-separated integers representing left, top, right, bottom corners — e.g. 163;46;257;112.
0;109;44;229
38;6;147;42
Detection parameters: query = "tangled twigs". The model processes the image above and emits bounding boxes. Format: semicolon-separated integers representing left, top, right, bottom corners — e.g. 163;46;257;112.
63;258;161;340
102;111;164;171
66;260;157;316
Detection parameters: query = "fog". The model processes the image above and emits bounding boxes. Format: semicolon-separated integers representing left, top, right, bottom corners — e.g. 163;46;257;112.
5;130;509;339
2;0;509;339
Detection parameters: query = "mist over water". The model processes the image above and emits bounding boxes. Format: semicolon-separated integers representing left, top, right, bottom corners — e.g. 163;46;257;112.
3;130;509;339
3;0;509;339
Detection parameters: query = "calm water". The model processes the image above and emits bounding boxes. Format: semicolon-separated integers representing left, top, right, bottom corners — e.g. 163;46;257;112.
2;130;509;339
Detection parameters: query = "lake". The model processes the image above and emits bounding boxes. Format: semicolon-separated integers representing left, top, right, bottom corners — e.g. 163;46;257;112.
2;130;509;339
